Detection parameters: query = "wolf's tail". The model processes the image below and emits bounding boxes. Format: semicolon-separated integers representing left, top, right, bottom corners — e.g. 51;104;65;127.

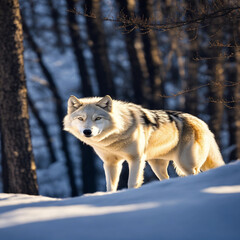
201;136;225;171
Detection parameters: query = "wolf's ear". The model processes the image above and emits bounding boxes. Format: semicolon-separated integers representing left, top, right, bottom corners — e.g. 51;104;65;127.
67;95;82;114
96;95;112;112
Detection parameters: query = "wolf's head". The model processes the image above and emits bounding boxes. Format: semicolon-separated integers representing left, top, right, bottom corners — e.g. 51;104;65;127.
64;95;114;140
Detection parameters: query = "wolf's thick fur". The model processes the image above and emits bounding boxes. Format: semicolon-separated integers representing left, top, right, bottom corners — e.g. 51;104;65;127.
64;95;224;191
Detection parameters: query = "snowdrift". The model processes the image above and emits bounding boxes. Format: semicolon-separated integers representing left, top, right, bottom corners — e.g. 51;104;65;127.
0;161;240;240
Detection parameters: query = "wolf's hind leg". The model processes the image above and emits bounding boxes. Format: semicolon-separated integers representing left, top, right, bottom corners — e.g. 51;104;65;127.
103;162;123;192
148;159;169;180
173;160;200;176
128;159;146;189
177;142;205;176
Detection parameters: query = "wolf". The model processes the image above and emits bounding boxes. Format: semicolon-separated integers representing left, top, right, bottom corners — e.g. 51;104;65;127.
64;95;225;192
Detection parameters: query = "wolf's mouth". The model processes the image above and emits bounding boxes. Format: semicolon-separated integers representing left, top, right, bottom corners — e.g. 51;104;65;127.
84;135;92;138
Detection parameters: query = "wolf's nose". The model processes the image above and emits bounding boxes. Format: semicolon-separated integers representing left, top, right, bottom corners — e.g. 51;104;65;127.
83;129;92;137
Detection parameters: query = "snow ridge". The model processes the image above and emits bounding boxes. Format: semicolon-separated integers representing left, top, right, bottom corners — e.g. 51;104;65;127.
0;161;240;240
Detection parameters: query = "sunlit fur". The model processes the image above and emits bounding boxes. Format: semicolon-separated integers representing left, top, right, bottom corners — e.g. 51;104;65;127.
64;95;225;192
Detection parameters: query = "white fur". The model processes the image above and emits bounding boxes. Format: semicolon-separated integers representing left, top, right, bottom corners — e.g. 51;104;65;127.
64;95;225;192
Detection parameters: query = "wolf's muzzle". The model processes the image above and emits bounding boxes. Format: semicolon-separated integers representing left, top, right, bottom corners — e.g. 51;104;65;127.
83;129;92;137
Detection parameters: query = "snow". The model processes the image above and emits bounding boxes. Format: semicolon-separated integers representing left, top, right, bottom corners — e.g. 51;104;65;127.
0;161;240;240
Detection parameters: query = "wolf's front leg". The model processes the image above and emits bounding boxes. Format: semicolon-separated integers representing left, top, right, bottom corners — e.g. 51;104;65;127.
127;158;146;189
103;162;123;192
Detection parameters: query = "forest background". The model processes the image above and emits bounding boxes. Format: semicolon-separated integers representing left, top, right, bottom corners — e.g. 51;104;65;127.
0;0;239;198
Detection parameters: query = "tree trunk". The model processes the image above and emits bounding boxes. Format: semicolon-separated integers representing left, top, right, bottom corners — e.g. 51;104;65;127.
207;18;225;147
226;21;240;161
22;18;79;197
66;0;97;194
28;95;58;164
84;0;116;97
208;61;225;147
66;0;93;96
116;0;148;104
0;0;38;195
160;0;186;110
49;0;65;53
234;47;240;160
138;0;164;109
185;1;199;115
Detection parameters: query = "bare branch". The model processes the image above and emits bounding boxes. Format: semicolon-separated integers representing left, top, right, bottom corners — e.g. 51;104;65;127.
208;97;240;109
158;80;240;104
67;3;240;32
158;83;210;98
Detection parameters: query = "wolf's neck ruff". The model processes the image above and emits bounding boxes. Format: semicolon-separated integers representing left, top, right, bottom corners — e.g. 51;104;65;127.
64;95;225;192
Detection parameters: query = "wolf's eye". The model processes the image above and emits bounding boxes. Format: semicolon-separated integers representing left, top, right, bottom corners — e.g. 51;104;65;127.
78;117;84;121
95;117;102;121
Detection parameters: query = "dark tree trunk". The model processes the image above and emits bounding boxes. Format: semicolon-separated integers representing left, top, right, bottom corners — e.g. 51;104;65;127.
22;18;78;197
49;0;65;53
160;0;186;110
139;0;164;109
207;18;225;147
226;59;240;161
66;0;93;97
28;95;58;164
208;60;225;147
226;21;240;162
84;0;116;97
66;0;97;194
185;1;199;115
116;0;147;105
0;0;38;195
234;48;240;160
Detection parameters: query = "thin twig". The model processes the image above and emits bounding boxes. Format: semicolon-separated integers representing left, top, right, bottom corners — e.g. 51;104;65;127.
67;5;240;32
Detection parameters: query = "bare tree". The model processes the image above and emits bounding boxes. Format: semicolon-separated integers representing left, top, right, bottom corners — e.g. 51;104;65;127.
139;0;164;109
0;0;38;194
84;0;116;97
116;0;148;104
233;50;240;160
66;0;93;97
207;19;225;147
22;18;78;197
226;20;240;161
28;94;58;164
49;0;65;53
66;0;97;193
184;1;199;115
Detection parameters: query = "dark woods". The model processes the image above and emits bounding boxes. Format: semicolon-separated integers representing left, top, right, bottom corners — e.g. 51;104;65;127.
0;0;239;197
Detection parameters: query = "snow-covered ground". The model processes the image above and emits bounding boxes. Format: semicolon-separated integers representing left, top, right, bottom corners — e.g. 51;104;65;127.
0;161;240;240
